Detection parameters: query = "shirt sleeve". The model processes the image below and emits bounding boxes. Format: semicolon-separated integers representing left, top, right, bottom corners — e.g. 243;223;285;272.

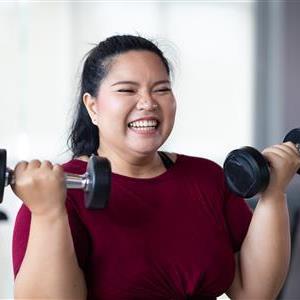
12;196;91;278
222;175;253;253
12;204;31;277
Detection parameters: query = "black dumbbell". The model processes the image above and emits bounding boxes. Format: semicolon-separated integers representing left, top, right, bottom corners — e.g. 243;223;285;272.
0;149;111;209
223;128;300;198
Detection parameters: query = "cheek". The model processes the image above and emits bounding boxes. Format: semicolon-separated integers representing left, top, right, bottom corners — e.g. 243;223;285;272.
96;97;132;128
171;100;177;116
96;96;124;113
164;98;177;121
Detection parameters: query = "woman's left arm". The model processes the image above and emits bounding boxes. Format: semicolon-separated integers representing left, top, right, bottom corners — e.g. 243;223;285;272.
227;141;300;299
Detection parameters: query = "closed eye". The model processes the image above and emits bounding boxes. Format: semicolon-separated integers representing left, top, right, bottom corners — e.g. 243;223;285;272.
117;89;136;93
154;88;172;93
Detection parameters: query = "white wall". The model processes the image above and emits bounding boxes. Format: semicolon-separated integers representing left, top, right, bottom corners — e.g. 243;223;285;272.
0;2;255;298
0;2;73;297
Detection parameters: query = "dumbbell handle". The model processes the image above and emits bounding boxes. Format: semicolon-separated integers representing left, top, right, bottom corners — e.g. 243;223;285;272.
65;172;91;191
5;168;92;192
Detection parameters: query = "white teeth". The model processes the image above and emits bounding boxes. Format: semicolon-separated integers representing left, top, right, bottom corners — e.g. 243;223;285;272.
129;120;158;128
132;127;156;131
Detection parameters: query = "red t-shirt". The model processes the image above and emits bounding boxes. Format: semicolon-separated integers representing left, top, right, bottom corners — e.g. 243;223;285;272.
13;154;252;299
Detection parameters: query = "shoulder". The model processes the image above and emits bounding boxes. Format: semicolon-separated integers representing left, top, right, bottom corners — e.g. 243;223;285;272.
173;152;225;184
176;152;222;172
61;156;88;174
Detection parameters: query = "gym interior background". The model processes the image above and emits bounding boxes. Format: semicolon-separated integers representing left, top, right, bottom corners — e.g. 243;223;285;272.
0;1;299;298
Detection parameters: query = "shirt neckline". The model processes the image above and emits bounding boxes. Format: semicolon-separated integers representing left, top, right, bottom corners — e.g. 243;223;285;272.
72;153;183;183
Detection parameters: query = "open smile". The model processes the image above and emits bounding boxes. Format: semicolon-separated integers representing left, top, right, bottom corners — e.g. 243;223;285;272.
127;119;160;135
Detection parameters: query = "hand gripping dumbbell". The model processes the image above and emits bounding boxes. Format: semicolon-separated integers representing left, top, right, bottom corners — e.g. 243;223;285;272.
0;149;111;209
223;128;300;198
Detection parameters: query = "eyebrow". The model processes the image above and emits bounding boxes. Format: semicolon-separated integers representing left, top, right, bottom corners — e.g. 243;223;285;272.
111;80;171;87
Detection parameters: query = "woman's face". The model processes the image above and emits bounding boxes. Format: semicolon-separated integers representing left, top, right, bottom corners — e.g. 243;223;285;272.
85;50;176;158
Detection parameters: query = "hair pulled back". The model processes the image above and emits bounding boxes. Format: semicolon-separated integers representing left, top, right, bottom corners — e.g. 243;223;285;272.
68;34;171;158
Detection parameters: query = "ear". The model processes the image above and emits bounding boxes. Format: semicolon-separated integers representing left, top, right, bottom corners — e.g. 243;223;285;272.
83;93;98;125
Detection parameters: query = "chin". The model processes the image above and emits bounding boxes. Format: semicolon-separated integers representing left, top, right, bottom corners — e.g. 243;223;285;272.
128;144;161;156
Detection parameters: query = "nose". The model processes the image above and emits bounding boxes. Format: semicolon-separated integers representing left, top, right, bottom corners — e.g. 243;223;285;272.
136;94;158;111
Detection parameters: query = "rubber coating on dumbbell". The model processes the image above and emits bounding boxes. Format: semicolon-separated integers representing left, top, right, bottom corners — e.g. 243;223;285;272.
283;128;300;174
0;210;8;221
85;155;112;209
224;146;270;198
0;149;6;204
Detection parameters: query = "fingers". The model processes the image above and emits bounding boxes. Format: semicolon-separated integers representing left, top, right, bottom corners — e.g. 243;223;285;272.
40;160;53;169
52;164;64;176
262;142;300;176
14;161;28;174
14;160;56;175
27;159;41;170
284;141;300;156
273;142;300;157
10;158;66;215
12;159;65;193
263;142;300;160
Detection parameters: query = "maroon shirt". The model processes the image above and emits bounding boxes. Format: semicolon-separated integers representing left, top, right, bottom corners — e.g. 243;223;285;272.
13;154;252;299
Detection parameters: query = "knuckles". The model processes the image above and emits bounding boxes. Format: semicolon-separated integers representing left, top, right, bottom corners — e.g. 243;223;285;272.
14;160;64;188
263;144;299;171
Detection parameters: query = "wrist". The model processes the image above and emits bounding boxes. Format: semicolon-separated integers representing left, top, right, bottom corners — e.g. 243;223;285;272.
31;206;68;223
260;188;286;202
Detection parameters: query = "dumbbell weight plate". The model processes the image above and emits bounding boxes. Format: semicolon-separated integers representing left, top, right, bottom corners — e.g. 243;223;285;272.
85;154;111;209
0;149;6;203
283;128;300;174
223;146;270;198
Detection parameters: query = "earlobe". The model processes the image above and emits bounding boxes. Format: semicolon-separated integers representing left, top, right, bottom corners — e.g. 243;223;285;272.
83;93;98;124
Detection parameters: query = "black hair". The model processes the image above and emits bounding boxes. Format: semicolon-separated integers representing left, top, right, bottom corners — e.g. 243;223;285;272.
68;34;172;158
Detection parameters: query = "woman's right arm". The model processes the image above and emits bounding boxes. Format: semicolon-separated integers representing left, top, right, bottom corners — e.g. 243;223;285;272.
12;160;87;299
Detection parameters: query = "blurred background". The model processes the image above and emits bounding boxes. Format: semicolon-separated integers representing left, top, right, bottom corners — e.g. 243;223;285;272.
0;0;300;298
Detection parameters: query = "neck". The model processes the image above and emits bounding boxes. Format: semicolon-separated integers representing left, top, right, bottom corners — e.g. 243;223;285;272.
97;147;165;179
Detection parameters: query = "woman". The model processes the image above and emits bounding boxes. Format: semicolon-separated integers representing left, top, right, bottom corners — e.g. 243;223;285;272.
12;35;300;299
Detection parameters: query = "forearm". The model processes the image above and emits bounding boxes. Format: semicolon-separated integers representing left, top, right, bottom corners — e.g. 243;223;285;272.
14;210;87;299
238;192;290;299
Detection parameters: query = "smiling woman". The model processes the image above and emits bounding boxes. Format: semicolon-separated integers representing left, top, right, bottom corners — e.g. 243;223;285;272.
11;35;299;300
83;50;176;177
